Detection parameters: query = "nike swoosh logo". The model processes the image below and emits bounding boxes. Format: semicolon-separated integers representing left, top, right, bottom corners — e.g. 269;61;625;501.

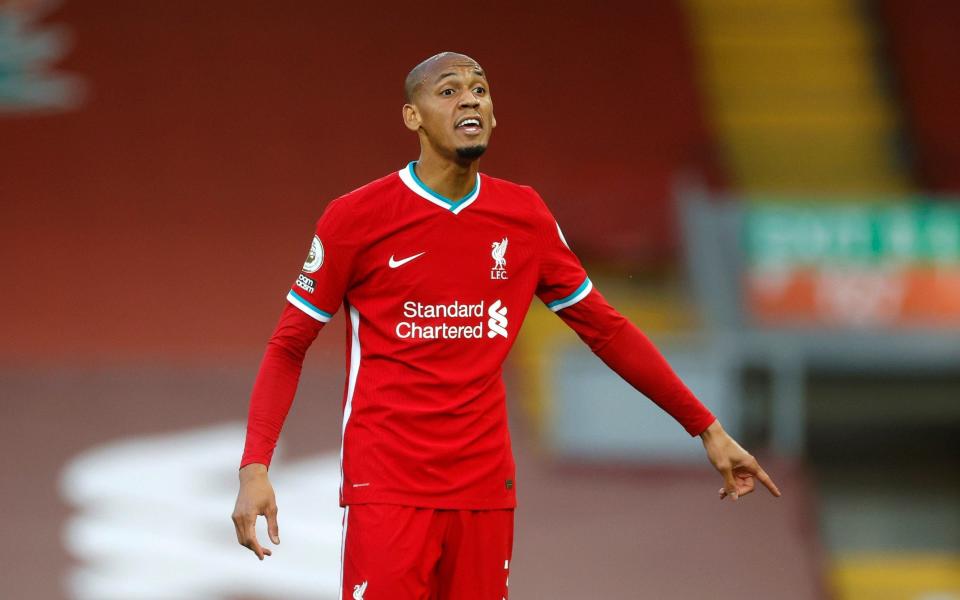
388;252;426;268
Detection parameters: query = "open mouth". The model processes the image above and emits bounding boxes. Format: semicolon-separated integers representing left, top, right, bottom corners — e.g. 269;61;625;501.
455;116;483;135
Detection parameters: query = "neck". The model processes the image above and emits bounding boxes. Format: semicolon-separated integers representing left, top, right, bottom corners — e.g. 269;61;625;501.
413;150;479;200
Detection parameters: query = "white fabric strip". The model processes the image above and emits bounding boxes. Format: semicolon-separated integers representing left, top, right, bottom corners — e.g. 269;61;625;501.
340;305;361;492
397;165;481;215
449;180;482;215
338;505;349;600
549;278;594;312
286;290;332;322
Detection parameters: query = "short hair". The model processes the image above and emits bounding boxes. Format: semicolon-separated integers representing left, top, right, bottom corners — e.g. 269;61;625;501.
404;51;481;103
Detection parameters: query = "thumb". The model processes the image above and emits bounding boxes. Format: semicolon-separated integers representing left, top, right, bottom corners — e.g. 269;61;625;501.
266;506;280;544
722;468;739;501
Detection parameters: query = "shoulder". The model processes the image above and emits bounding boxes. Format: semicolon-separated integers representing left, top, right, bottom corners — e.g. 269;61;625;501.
316;171;403;224
329;171;401;211
481;175;566;249
481;173;539;199
481;174;552;216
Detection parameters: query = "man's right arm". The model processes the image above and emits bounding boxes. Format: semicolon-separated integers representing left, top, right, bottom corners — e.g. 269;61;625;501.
232;302;323;560
240;302;324;469
233;197;357;559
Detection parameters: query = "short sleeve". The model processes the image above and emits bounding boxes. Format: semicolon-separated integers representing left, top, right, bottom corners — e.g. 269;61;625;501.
535;198;593;312
285;200;356;322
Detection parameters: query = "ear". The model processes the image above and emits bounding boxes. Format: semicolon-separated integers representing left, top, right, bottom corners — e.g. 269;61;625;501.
402;103;421;132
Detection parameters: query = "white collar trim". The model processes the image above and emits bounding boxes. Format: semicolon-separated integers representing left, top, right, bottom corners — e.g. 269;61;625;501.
398;162;482;215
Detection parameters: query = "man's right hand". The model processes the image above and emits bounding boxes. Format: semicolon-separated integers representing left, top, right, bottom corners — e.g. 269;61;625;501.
232;463;280;560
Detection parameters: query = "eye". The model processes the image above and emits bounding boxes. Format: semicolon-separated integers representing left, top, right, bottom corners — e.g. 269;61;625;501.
440;88;455;96
473;86;486;95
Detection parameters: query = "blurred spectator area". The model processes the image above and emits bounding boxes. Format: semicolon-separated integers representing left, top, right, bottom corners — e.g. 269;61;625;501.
0;0;719;361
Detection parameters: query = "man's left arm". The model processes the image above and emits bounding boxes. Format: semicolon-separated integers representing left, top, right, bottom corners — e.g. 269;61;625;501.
552;290;781;501
531;193;780;501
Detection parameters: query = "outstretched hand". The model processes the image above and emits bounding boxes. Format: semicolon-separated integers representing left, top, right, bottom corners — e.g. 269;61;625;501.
232;463;281;560
699;420;781;501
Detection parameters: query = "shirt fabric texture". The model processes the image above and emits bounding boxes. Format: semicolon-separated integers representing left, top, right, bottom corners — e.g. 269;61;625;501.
241;164;716;510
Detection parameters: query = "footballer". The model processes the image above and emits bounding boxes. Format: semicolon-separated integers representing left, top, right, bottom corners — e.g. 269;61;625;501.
232;52;781;600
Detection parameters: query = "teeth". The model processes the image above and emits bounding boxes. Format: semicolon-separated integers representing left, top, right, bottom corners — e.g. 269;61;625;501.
459;118;480;127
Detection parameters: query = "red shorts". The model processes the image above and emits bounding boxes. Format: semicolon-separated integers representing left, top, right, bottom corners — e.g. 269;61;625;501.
339;504;514;600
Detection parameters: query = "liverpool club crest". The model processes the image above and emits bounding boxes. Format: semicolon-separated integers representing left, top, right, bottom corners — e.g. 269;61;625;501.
491;237;508;280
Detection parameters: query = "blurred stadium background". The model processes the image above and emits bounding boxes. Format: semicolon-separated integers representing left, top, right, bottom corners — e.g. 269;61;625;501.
2;0;958;598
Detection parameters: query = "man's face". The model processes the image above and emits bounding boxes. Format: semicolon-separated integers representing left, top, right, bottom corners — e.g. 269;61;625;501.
405;59;495;161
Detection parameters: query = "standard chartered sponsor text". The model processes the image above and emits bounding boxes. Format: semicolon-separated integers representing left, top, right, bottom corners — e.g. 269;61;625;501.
396;321;484;339
403;300;485;319
396;300;506;339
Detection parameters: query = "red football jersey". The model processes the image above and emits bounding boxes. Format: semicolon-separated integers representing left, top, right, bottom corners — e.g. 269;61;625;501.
286;162;594;509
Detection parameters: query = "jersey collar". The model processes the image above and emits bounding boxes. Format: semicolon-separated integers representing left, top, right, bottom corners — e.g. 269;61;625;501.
398;161;481;215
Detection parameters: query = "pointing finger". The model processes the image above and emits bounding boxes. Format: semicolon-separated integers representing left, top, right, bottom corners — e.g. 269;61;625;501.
755;466;782;497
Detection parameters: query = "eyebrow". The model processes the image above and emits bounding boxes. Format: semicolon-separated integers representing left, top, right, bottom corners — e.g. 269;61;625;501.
434;69;486;83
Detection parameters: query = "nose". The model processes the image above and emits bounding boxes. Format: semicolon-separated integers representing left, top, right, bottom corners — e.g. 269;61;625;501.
459;91;480;108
